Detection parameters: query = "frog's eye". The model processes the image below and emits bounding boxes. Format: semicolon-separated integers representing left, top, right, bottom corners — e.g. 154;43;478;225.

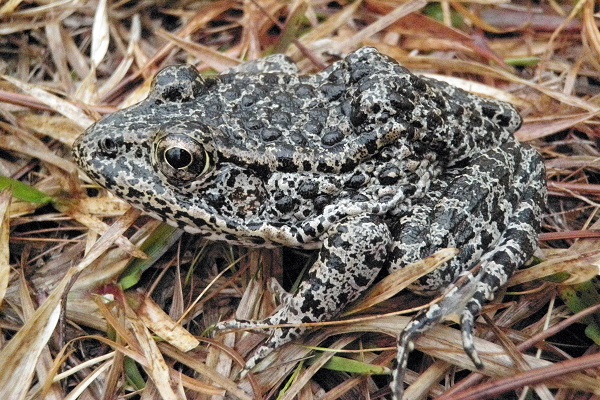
154;134;212;182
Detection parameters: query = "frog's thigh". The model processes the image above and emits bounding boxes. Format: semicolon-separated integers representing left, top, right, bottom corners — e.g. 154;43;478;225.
388;140;527;287
224;214;391;371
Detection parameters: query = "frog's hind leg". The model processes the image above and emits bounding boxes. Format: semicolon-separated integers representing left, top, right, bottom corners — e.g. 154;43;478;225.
458;177;544;367
389;143;545;399
215;214;391;374
392;192;542;398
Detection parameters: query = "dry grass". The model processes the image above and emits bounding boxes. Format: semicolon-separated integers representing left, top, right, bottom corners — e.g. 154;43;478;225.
1;0;600;399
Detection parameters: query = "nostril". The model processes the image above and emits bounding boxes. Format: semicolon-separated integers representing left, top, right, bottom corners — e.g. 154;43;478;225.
99;137;118;157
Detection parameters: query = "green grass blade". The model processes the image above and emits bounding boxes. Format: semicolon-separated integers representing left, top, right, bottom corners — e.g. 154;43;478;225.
0;176;54;205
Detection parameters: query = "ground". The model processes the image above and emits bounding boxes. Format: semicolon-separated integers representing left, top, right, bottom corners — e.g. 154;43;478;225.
1;1;600;399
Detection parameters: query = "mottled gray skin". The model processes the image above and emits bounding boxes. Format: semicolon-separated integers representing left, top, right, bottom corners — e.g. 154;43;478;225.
73;48;546;399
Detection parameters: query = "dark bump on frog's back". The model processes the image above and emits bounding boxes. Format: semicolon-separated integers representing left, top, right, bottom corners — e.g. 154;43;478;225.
72;47;546;398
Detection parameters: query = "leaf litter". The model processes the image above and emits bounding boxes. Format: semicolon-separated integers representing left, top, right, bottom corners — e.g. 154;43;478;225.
1;0;600;398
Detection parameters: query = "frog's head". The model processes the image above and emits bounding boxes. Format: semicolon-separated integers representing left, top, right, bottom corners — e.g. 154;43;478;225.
73;65;270;233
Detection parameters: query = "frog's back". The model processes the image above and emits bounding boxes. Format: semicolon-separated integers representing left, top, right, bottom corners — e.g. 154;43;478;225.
176;48;521;175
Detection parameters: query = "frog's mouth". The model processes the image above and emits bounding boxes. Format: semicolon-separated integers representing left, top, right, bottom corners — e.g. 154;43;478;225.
72;133;103;186
72;132;87;167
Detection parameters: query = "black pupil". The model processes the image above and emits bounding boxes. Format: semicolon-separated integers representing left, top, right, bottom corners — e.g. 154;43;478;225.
165;147;192;169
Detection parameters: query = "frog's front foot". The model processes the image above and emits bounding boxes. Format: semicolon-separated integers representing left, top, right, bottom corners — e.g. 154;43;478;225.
212;318;286;376
215;214;392;375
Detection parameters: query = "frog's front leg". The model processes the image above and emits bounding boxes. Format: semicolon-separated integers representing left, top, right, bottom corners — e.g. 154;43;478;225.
216;214;392;372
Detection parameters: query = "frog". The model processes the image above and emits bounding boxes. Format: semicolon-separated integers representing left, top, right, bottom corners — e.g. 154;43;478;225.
72;47;546;398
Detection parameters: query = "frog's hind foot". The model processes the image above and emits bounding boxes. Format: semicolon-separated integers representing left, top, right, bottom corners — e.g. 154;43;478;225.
391;265;483;399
